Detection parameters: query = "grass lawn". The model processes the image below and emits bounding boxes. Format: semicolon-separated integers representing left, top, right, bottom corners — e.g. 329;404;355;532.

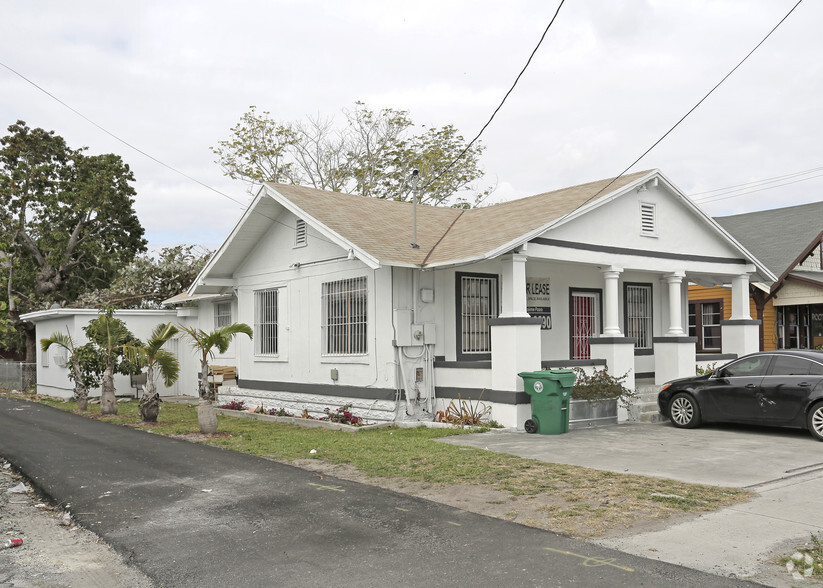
22;393;752;538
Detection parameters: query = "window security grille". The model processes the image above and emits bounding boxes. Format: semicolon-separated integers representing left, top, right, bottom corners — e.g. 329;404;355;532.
322;277;367;355
640;203;656;236
571;293;598;360
254;289;279;355
295;219;307;247
214;301;232;328
625;284;652;349
460;275;498;354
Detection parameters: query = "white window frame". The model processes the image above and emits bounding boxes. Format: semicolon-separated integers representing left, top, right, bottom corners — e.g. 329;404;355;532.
254;288;279;356
624;283;652;350
639;202;657;237
214;300;232;329
321;276;368;356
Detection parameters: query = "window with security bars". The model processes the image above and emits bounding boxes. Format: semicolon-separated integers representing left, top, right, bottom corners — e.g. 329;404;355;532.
689;300;722;352
625;283;652;349
459;274;498;357
571;291;600;360
322;277;367;355
214;301;232;329
254;289;279;355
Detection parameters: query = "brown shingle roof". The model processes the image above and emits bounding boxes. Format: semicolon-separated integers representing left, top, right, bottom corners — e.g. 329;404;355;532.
265;170;653;267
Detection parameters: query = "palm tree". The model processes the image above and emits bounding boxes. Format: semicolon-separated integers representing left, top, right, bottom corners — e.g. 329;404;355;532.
41;331;89;410
178;322;252;434
83;311;137;415
127;323;180;422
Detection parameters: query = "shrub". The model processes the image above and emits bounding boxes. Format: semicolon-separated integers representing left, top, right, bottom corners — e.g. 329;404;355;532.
324;404;363;426
266;407;294;417
570;368;637;409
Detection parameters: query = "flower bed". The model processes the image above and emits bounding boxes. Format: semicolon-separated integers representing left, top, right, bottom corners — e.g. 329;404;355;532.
217;400;377;432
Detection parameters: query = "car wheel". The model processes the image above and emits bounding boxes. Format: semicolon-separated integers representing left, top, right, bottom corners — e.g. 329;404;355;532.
807;402;823;442
668;393;701;429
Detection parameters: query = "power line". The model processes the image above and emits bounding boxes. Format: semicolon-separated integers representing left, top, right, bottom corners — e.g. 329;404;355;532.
693;171;823;205
567;0;803;213
0;60;346;249
421;0;566;192
690;165;823;201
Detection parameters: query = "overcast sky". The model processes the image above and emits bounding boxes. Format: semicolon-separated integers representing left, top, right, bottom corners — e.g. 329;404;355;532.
2;1;820;251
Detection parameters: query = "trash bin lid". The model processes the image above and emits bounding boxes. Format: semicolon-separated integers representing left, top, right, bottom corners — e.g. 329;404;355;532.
518;369;576;387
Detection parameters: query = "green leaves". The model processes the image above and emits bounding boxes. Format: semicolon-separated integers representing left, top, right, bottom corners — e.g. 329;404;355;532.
212;102;492;208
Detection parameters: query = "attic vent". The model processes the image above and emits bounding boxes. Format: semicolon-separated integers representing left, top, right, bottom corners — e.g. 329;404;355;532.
640;203;656;236
295;219;307;247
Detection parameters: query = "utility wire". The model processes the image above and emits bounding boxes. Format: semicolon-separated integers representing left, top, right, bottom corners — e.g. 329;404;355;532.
0;59;346;249
566;0;803;214
420;0;566;192
693;171;823;205
690;165;823;201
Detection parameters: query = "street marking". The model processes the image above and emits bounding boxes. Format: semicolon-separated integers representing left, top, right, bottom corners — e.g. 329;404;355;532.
308;482;345;492
544;547;634;572
446;521;461;526
395;507;409;512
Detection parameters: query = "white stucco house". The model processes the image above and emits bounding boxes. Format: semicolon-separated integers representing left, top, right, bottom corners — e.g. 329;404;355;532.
20;308;198;399
159;169;774;428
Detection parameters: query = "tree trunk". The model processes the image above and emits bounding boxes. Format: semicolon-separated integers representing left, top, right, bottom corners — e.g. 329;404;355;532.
100;360;118;415
71;357;88;411
196;359;217;434
139;366;160;422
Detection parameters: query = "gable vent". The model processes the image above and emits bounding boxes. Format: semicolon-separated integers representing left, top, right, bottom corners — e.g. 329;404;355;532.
295;219;307;247
640;203;656;236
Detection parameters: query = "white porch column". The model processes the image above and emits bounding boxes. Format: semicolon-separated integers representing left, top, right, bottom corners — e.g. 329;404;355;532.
730;273;752;320
664;271;686;336
499;253;529;318
601;266;623;336
722;273;760;356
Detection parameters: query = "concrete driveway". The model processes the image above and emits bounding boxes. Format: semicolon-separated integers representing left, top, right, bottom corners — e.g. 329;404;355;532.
439;420;823;489
441;421;823;585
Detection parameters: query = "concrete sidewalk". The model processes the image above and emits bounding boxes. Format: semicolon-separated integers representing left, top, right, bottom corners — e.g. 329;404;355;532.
441;422;823;585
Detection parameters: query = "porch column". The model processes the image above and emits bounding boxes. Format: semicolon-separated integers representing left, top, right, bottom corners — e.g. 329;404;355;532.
601;266;623;336
664;272;686;336
490;317;542;429
722;273;761;356
654;271;696;384
499;253;529;318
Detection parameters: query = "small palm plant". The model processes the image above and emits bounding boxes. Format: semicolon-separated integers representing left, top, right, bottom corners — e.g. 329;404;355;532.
41;330;89;410
83;309;140;415
127;322;180;422
178;322;252;434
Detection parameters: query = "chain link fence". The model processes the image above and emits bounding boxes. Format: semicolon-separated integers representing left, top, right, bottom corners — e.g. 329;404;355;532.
0;361;36;390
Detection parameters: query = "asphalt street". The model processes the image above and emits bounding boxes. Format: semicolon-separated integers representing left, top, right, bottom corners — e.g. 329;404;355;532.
0;398;755;587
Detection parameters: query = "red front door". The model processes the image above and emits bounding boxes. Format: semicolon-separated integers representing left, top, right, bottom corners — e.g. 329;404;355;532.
571;292;600;360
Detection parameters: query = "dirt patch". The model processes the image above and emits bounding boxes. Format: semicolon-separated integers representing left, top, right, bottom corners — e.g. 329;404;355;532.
0;459;154;588
289;458;705;539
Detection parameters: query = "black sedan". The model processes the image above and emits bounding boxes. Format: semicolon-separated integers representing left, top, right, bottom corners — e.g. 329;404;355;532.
658;350;823;441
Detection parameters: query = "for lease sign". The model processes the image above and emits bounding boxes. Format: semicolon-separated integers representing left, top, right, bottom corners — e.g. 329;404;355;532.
526;278;551;330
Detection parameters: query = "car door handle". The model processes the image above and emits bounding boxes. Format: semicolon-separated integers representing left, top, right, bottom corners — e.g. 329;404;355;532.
745;384;757;389
799;382;811;388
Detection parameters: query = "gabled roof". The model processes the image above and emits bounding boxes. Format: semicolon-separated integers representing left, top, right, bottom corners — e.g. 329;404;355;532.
262;170;653;268
715;201;823;276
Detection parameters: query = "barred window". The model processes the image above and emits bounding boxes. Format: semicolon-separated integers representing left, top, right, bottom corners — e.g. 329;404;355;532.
254;289;279;355
459;273;498;357
322;277;367;355
214;301;232;329
625;284;652;349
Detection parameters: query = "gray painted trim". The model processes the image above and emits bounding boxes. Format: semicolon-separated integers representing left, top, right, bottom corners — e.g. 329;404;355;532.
530;237;748;265
543;359;606;368
238;379;395;401
635;372;655;380
488;317;543;326
697;353;737;361
720;319;761;326
434;360;492;369
634;348;654;356
653;336;698;344
588;337;637;345
436;387;530;405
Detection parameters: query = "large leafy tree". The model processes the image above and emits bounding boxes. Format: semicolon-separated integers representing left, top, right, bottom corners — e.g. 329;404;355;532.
74;245;212;309
0;121;147;360
211;102;493;208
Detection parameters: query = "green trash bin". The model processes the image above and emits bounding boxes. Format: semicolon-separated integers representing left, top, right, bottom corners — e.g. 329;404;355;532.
518;369;576;435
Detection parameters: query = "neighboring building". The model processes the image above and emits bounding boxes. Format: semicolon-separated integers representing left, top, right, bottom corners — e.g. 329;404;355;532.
163;169;773;428
20;308;197;399
689;201;823;353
